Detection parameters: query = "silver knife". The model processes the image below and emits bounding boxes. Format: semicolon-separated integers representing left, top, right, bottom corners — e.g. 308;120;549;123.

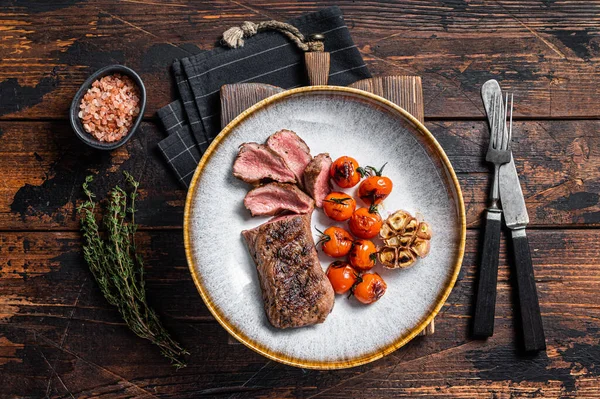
482;80;546;352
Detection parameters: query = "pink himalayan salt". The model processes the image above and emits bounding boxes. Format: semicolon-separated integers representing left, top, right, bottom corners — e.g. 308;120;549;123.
78;73;141;143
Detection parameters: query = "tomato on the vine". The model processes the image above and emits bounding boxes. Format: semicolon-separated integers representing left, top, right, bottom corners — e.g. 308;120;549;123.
358;163;393;205
353;273;387;304
326;261;358;294
329;156;365;188
317;226;353;257
349;239;378;271
349;206;383;239
323;192;356;221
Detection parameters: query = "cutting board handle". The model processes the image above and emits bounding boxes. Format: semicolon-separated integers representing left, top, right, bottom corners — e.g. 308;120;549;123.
304;33;330;86
305;52;330;86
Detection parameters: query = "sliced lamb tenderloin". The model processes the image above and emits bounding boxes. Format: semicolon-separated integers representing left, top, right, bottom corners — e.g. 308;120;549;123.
232;142;296;185
266;130;312;185
242;213;335;329
244;182;314;216
303;153;332;208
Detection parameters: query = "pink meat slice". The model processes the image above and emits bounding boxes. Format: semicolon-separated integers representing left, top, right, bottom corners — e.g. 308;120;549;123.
244;182;315;216
303;153;332;208
266;130;312;185
232;142;296;185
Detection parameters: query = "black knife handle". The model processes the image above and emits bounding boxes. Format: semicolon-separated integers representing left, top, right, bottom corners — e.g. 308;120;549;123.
511;229;546;352
472;208;502;338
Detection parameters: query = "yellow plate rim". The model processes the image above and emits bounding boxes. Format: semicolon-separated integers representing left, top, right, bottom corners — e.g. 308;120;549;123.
184;85;466;370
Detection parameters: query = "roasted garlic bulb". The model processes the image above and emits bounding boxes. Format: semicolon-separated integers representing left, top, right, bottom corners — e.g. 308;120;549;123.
378;210;432;269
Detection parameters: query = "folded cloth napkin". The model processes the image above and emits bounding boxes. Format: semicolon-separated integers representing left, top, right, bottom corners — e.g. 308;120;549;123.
157;6;371;187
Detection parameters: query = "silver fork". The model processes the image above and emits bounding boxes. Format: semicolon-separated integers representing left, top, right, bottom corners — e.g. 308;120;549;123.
487;92;513;209
473;91;513;337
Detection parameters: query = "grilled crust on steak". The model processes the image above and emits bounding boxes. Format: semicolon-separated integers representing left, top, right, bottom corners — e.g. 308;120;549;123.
242;213;335;329
303;153;332;208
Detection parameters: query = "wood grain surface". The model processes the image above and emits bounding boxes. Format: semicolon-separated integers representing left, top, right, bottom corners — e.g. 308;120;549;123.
220;83;284;128
1;1;599;398
304;51;331;85
2;1;600;119
1;120;597;230
1;229;599;398
350;76;425;122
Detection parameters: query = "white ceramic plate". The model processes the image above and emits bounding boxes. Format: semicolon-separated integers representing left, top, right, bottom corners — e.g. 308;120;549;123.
184;87;465;369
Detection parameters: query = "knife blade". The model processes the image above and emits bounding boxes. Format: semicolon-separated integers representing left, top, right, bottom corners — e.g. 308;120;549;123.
481;80;527;229
481;79;546;352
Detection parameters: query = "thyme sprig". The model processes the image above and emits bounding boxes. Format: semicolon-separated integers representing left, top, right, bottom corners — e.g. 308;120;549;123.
77;172;188;368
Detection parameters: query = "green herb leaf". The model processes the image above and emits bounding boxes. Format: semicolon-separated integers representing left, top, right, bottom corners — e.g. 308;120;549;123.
78;173;188;368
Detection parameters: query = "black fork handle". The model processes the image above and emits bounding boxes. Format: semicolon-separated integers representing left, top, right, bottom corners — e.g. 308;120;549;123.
472;208;502;337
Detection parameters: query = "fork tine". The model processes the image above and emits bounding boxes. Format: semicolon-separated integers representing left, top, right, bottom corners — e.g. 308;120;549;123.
489;93;494;148
489;93;496;148
508;93;513;149
492;93;502;149
500;93;508;151
496;93;504;150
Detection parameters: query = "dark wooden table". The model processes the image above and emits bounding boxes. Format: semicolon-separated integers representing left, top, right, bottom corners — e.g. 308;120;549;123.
1;1;599;398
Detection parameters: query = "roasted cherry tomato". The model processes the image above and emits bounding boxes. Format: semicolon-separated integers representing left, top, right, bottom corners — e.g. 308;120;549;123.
330;156;364;188
349;206;383;239
326;261;358;294
358;163;393;205
318;226;354;257
353;273;387;304
349;239;378;271
323;192;356;221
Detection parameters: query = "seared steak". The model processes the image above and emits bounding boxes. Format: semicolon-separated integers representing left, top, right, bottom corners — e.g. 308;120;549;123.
242;213;335;329
267;130;312;185
244;182;315;216
233;143;296;185
303;153;332;208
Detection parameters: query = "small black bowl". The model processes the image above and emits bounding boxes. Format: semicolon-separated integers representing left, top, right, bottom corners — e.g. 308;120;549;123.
69;65;146;150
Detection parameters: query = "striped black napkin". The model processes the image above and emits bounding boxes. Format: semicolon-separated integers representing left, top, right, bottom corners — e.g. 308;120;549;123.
157;6;371;187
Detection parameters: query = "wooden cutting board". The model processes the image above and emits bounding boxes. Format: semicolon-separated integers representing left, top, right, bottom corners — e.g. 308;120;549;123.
220;75;434;337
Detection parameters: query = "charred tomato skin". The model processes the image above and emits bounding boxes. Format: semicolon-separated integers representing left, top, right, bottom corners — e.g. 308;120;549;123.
359;176;393;205
320;226;354;257
330;156;363;188
349;239;378;271
353;273;387;304
326;261;358;294
349;207;383;239
323;192;356;221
